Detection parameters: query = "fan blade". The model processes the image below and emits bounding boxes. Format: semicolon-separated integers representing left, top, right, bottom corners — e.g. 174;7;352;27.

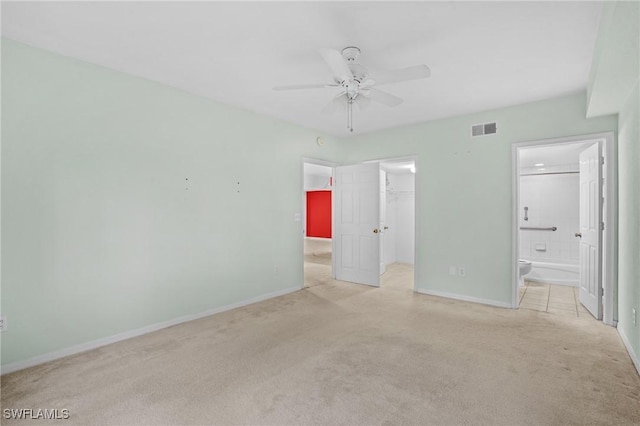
322;93;346;114
372;65;431;86
365;88;403;107
273;83;338;91
355;94;371;110
359;79;376;89
319;48;352;83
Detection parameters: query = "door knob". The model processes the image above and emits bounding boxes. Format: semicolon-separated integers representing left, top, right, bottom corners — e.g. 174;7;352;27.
575;232;582;238
373;229;380;234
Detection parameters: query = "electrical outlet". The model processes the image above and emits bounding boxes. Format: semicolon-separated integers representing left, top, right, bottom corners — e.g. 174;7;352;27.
633;308;637;326
0;316;7;332
458;267;466;277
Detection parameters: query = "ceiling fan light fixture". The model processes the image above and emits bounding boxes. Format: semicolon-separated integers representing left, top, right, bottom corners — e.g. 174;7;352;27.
273;46;430;133
345;81;359;99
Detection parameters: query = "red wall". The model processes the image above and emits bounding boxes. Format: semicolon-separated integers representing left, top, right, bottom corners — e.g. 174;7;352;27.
306;191;332;238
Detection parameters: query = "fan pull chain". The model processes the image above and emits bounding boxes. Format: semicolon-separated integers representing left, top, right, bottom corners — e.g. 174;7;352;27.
347;99;353;132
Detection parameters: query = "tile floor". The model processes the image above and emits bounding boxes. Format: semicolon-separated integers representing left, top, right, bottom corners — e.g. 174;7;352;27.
519;280;593;319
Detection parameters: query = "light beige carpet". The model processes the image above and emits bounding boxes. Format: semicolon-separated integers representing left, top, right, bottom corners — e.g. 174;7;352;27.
304;238;332;288
2;262;639;425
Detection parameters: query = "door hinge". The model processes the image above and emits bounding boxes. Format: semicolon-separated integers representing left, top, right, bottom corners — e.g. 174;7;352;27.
601;157;605;165
600;222;605;231
600;287;604;297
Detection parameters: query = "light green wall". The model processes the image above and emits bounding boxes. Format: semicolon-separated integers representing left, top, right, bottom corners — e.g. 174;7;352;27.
587;1;640;118
338;94;616;305
588;1;640;366
1;39;337;366
617;81;640;365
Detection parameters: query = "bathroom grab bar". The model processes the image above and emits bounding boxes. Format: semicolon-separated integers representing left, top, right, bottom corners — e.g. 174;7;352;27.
519;226;557;231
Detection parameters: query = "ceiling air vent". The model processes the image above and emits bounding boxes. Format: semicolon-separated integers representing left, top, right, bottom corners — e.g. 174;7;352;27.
471;122;497;137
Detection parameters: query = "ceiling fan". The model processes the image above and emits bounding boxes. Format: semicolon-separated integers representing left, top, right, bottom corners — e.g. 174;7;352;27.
274;46;430;132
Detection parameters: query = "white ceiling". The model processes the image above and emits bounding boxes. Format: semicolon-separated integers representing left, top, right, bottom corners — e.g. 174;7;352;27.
519;141;594;171
1;1;604;137
303;160;415;176
304;163;332;178
380;159;415;174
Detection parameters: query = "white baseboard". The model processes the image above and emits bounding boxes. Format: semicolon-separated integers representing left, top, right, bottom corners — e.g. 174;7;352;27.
1;286;300;375
416;288;512;309
617;327;640;376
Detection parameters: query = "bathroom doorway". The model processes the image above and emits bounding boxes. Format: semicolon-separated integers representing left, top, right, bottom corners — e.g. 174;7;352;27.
512;132;616;325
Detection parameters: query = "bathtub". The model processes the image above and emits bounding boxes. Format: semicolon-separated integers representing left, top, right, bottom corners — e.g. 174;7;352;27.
524;261;579;287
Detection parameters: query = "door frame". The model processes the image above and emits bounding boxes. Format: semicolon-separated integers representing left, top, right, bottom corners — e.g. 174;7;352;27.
302;157;337;288
511;132;616;325
362;155;419;292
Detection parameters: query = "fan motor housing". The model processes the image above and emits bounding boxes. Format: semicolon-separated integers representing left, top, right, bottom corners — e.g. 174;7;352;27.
348;63;368;82
342;46;367;81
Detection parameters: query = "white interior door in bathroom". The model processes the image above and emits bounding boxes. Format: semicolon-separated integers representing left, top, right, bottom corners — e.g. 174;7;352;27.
578;143;603;319
334;163;381;287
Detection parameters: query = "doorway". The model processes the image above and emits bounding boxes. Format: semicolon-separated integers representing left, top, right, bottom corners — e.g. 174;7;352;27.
332;157;417;291
303;157;418;292
379;159;416;291
512;132;616;325
303;160;334;288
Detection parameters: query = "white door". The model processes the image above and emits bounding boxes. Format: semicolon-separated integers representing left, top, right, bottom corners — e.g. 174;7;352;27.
334;163;381;287
379;170;387;275
578;143;603;319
